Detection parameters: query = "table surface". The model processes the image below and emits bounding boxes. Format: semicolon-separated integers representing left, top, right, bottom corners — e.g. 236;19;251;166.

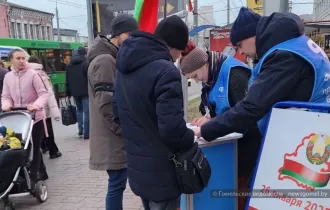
186;123;243;147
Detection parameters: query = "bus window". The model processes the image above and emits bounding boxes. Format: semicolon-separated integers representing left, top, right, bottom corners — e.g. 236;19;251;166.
30;50;38;57
57;50;72;71
53;49;62;71
41;49;56;72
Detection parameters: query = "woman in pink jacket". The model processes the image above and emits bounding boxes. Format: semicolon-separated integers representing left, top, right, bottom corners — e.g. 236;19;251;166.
1;49;49;188
28;56;62;161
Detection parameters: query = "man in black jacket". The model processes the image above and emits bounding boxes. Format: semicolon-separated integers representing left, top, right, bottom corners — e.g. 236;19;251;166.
115;16;194;210
193;8;329;141
65;47;90;139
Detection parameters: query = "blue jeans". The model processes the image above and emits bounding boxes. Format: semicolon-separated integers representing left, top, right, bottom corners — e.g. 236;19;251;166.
74;96;89;138
106;169;127;210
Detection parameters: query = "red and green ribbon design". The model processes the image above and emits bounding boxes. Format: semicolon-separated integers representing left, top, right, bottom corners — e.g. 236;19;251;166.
280;158;330;188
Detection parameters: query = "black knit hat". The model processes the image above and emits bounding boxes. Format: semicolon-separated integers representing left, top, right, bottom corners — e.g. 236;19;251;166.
154;15;189;51
111;14;138;37
230;7;261;46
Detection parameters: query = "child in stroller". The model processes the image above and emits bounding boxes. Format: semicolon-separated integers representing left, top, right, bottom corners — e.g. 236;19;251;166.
0;108;48;210
0;126;22;151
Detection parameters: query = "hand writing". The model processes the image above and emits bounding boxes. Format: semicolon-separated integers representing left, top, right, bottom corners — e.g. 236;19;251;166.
191;116;211;127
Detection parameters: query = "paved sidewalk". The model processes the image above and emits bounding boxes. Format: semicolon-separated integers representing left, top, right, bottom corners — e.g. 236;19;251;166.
5;121;143;210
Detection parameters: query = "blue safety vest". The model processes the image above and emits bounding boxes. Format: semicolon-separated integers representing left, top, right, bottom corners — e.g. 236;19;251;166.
251;35;330;136
208;57;251;115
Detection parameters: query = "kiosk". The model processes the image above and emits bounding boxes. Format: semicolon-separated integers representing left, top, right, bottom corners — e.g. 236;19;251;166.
180;132;243;210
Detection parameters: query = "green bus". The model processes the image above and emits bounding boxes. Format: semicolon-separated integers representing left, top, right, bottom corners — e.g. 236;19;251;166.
0;38;84;96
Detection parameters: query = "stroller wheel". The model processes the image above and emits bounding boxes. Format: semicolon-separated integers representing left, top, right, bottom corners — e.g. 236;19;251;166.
35;181;48;203
4;203;15;210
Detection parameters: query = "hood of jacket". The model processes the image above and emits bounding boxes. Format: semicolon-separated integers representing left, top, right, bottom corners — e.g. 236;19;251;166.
116;32;172;74
71;53;87;65
27;63;49;79
87;35;118;63
28;63;43;71
256;12;304;59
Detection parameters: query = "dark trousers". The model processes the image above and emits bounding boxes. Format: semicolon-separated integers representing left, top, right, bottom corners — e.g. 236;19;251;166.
30;121;47;181
41;118;59;155
142;198;179;210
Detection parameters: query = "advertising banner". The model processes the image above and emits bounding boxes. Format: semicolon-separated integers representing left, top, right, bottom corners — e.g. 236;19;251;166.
248;107;330;210
247;0;263;16
209;29;245;62
91;0;135;37
91;0;179;38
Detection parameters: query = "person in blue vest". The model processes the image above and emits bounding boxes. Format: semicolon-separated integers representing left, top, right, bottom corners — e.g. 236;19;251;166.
192;8;330;159
180;47;262;209
190;8;330;210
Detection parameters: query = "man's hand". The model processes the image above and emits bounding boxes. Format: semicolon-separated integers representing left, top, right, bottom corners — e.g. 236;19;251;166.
54;116;61;121
191;116;211;127
2;105;12;112
27;105;38;111
192;127;202;138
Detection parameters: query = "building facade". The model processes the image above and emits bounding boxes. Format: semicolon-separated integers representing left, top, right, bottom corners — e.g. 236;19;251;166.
53;28;88;43
0;4;10;37
0;1;54;40
313;0;330;21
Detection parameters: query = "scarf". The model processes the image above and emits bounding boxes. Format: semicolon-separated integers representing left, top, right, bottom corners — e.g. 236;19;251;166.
199;51;228;117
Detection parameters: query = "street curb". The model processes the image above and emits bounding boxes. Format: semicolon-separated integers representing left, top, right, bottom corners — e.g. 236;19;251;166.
188;94;200;101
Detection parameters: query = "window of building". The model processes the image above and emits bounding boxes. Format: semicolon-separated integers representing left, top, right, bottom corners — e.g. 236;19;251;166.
325;35;330;51
30;25;34;39
17;23;22;38
36;25;40;40
41;26;45;40
24;24;28;39
10;22;15;38
47;26;51;40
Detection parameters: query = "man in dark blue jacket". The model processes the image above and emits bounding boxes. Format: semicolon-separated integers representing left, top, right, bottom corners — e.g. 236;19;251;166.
115;16;194;210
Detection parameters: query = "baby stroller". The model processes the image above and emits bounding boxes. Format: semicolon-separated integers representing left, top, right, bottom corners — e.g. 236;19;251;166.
0;107;48;210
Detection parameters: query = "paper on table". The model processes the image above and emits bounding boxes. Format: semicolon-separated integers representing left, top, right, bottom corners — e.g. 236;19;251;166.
186;123;198;129
186;123;209;144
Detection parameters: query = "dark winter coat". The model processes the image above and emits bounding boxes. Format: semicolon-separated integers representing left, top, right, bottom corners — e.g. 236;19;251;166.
115;32;194;202
0;67;8;108
200;12;315;140
65;53;89;97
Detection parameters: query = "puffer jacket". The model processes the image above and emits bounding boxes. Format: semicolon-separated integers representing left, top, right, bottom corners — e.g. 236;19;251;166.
28;63;60;119
1;64;49;123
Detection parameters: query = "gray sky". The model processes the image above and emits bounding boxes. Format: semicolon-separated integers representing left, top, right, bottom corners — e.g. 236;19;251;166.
8;0;313;37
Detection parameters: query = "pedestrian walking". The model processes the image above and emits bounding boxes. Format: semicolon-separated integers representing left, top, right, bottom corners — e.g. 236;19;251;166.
87;14;138;210
0;60;6;69
1;49;49;187
0;62;8;110
65;47;90;139
28;56;62;161
115;15;195;210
